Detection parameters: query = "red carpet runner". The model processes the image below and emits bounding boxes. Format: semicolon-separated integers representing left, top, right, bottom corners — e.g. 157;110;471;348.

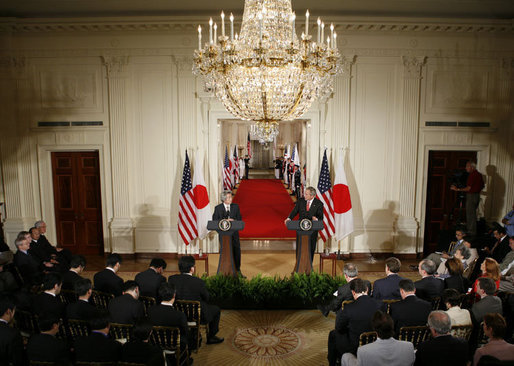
233;179;296;239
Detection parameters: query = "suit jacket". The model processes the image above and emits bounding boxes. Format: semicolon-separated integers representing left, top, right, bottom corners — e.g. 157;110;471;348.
444;275;469;294
0;321;24;366
390;295;432;331
471;295;503;323
288;197;324;221
330;279;372;312
32;292;65;319
372;274;404;300
108;294;145;324
168;273;213;322
13;250;42;285
414;335;468;366
28;240;52;263
356;338;415;366
121;339;164;366
93;268;124;297
491;236;511;264
335;295;384;353
499;250;514;272
62;270;83;291
414;276;444;302
74;331;122;362
212;203;242;221
66;299;97;321
26;333;70;364
135;268;166;299
148;304;189;348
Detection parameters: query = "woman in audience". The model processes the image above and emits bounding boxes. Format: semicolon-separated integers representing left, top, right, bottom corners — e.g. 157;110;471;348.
442;289;472;326
443;258;469;293
470;257;500;299
473;313;514;366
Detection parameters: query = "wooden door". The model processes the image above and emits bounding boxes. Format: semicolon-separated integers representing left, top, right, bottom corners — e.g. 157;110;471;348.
51;151;104;255
423;150;477;255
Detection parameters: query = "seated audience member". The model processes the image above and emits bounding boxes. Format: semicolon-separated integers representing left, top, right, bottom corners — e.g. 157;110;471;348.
499;237;514;275
437;245;473;276
503;203;514;237
93;253;124;296
443;257;470;293
66;278;96;321
0;257;18;295
426;229;467;267
13;235;42;285
135;257;167;299
327;278;384;366
499;272;514;293
442;289;472;326
0;296;23;366
390;279;431;332
34;220;72;265
414;259;444;302
169;255;223;345
470;257;500;299
414;311;469;366
108;280;145;324
483;227;510;264
74;310;122;363
26;315;70;365
148;283;191;351
473;313;514;366
32;272;65;319
318;263;371;317
62;255;86;290
121;318;164;366
471;277;503;324
341;311;414;366
372;257;404;300
28;226;66;273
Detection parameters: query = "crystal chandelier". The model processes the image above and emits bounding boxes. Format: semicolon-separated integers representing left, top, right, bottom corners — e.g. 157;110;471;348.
193;0;342;134
250;121;279;144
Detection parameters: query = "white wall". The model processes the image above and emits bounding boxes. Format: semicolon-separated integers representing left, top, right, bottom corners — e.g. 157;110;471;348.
0;16;512;255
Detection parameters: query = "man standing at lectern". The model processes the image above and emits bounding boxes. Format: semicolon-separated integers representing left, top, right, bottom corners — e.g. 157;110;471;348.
285;186;324;263
213;191;243;276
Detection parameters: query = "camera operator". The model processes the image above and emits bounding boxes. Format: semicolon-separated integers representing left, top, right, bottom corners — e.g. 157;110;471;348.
450;161;484;235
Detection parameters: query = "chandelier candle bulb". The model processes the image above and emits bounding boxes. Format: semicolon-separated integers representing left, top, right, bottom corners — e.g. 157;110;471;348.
321;22;325;45
333;32;337;48
198;25;202;50
258;12;263;41
221;11;225;37
209;18;213;44
330;23;334;48
230;13;234;40
317;17;321;43
305;10;309;36
214;23;217;44
291;12;296;43
327;36;330;49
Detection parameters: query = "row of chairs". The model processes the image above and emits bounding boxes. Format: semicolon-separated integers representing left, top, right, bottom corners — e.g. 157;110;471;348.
341;297;441;314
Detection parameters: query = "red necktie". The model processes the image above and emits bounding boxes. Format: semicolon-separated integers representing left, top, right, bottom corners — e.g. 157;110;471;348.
307;201;311;211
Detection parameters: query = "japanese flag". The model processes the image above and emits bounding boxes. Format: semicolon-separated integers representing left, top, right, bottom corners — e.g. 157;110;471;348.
333;153;354;240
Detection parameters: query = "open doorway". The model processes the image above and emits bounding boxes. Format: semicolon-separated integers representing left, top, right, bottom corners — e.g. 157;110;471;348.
423;150;477;255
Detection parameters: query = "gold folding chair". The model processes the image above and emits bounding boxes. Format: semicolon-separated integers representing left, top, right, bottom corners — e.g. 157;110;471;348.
174;299;204;353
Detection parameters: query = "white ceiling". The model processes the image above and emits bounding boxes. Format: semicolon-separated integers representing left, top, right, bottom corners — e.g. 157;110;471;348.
1;0;513;19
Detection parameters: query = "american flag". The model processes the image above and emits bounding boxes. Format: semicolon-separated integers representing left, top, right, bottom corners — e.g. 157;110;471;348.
178;151;197;245
233;145;239;184
223;146;232;190
247;132;252;159
317;149;335;242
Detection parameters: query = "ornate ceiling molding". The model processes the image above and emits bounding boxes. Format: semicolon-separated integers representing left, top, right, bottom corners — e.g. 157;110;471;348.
0;17;512;35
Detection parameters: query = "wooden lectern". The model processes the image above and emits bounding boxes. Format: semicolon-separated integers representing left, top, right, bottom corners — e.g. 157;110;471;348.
287;220;324;274
207;220;245;276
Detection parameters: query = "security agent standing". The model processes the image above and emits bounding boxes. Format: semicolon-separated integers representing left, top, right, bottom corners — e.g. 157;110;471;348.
212;191;244;277
284;186;324;263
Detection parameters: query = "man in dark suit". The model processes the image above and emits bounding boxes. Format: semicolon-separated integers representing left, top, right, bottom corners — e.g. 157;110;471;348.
414;311;468;366
212;191;243;275
28;227;67;273
93;253;124;296
135;257;167;299
121;318;164;366
34;220;72;265
285;186;324;263
32;273;65;320
148;282;191;350
0;297;24;366
26;316;70;365
62;255;86;291
372;257;404;300
75;310;122;363
483;227;510;264
471;277;503;323
327;278;384;366
66;278;96;321
414;259;444;302
108;280;145;324
13;236;43;286
390;279;432;332
168;255;223;345
318;263;371;317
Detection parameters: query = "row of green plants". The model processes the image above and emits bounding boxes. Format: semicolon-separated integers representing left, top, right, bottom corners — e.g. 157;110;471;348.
201;272;346;309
